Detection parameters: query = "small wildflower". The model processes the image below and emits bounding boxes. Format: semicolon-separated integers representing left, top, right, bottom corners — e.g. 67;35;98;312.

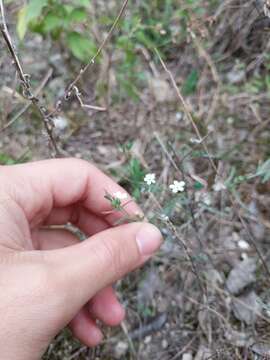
113;191;128;200
238;240;250;250
104;191;122;210
213;181;226;192
169;180;186;193
144;173;156;185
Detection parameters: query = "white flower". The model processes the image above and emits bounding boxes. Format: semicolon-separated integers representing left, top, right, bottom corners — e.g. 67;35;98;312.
213;181;226;192
113;191;128;200
144;173;156;185
238;240;250;250
169;180;186;193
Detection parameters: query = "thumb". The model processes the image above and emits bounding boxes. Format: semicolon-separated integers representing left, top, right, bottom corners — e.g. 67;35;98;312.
49;222;162;310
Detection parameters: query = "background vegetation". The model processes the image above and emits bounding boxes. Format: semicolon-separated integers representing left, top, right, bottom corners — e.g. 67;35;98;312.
1;0;270;359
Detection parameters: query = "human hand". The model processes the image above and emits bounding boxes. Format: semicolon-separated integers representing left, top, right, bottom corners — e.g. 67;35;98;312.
0;159;162;360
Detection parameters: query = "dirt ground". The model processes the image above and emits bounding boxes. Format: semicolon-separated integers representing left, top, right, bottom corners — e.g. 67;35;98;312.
1;1;270;359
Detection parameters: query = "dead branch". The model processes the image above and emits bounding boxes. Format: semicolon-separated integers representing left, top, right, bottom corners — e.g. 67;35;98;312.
0;68;53;132
0;0;59;156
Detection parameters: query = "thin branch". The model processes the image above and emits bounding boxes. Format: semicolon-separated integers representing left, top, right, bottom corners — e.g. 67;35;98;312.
0;68;53;132
73;86;106;112
0;0;24;80
188;28;221;125
0;0;59;156
148;191;207;296
64;0;129;97
155;48;218;172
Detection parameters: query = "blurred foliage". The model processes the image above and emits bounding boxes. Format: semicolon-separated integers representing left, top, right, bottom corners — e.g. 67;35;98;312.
13;0;205;97
0;153;16;165
17;0;96;62
182;69;199;95
256;158;270;183
0;150;30;165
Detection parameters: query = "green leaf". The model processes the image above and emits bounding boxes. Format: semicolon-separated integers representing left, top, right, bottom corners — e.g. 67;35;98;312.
256;159;270;183
43;13;62;33
66;31;97;62
26;0;48;23
17;5;28;39
194;181;204;190
17;0;48;39
182;69;199;95
127;158;145;184
0;153;15;165
72;0;91;7
68;8;88;23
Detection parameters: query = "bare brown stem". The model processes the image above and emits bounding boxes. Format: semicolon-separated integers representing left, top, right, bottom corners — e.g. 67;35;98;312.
155;48;218;172
0;0;59;156
64;0;129;97
0;68;53;132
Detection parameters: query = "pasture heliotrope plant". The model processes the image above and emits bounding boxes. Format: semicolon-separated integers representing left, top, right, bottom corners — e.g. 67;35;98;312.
104;191;128;211
113;191;128;200
104;190;144;224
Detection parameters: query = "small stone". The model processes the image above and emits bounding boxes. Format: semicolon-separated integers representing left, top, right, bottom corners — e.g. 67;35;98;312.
176;112;183;121
237;240;250;250
182;353;193;360
194;345;211;360
227;69;245;84
226;258;257;295
162;339;168;349
114;341;128;359
148;77;174;103
53;116;68;131
144;335;152;344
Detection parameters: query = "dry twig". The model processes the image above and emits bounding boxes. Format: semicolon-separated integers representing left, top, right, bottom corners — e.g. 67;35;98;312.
0;0;59;156
0;68;53;132
65;0;129;95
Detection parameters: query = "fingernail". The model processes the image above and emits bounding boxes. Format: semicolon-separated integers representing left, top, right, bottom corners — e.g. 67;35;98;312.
136;224;163;256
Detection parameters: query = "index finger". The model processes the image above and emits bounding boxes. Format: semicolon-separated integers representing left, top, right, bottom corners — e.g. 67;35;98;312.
0;158;142;225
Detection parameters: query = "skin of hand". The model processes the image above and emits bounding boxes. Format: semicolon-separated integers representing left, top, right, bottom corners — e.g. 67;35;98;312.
0;158;162;360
